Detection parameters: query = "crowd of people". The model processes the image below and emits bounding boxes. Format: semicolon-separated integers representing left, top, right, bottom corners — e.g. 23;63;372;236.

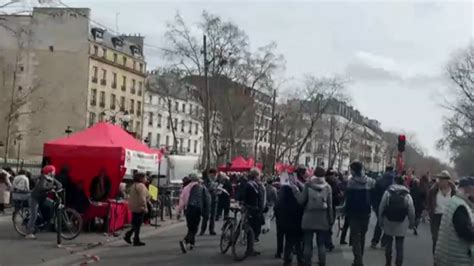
175;162;474;266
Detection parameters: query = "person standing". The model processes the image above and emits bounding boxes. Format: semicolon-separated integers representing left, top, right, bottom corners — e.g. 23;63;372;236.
325;168;341;251
435;177;474;266
298;167;333;266
216;174;232;221
124;172;149;246
378;176;416;266
409;176;424;235
262;179;277;234
178;173;209;253
371;166;395;248
345;161;375;266
241;168;264;256
0;170;12;215
200;168;218;236
426;170;456;254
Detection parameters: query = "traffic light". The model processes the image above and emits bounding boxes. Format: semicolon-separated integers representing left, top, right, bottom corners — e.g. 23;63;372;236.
398;134;406;152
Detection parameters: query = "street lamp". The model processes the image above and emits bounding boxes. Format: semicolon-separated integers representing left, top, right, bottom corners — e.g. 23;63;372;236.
65;126;73;136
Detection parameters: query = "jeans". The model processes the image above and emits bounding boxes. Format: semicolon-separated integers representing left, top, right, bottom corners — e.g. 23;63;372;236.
350;215;370;266
248;209;263;242
340;215;350;243
184;206;201;245
284;233;303;265
385;235;404;266
303;230;328;265
125;212;144;243
200;199;217;234
27;197;40;234
430;214;442;254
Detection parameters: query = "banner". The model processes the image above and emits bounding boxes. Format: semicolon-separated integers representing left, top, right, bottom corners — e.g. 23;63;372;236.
124;149;159;175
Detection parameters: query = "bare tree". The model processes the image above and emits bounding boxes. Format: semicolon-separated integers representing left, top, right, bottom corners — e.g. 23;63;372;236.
328;116;355;169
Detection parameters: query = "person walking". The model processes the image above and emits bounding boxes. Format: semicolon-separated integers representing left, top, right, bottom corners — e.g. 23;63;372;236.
345;161;375;266
200;168;218;236
262;179;277;234
0;170;12;215
124;172;149;246
339;171;351;245
434;177;474;266
371;166;395;248
297;167;333;266
426;170;456;254
178;173;209;253
216;174;232;221
378;175;416;266
409;176;424;235
325;168;341;251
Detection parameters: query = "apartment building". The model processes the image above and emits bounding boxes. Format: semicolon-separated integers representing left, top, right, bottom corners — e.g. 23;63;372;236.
0;7;146;160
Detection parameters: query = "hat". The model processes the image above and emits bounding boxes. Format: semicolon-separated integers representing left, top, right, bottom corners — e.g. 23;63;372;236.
435;170;451;180
42;165;56;175
458;177;474;188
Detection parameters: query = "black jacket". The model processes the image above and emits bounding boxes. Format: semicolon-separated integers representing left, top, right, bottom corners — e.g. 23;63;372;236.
274;185;303;236
372;172;394;211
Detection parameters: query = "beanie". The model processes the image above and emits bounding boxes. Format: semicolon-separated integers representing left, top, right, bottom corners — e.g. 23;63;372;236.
42;165;56;175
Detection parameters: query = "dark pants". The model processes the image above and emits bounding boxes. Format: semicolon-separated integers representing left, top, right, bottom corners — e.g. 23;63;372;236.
340;215;350;243
276;219;285;255
350;215;370;266
371;210;383;246
430;214;442;254
248;210;262;242
184;206;201;245
303;230;328;266
126;212;144;243
385;235;404;266
216;195;230;220
284;233;303;265
0;203;4;213
325;225;334;249
201;199;217;234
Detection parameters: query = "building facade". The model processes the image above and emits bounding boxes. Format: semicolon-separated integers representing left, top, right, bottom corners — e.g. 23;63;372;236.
0;7;146;160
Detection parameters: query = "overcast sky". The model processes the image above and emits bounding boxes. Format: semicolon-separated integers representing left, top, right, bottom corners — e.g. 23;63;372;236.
57;1;473;161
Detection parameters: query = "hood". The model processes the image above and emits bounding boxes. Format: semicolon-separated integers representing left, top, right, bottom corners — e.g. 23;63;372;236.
307;176;327;190
352;175;369;184
388;184;409;193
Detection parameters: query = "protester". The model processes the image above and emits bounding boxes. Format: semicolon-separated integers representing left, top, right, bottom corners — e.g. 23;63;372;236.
275;173;304;265
297;166;333;266
378;175;416;266
418;175;431;223
434;176;474;266
200;168;218;236
404;170;415;188
325;168;341;252
345;161;375;266
339;171;351;245
216;173;232;221
178;173;209;253
241;168;264;256
26;165;62;240
371;166;395;248
262;178;277;234
256;177;266;242
409;176;424;235
426;170;456;254
124;172;149;246
12;170;29;192
0;170;12;215
90;169;112;202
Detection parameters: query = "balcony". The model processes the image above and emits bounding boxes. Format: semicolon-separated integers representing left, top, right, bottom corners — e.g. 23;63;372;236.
130;109;135;115
90;100;97;106
111;83;117;89
120;106;125;112
121;85;126;91
100;79;106;86
91;77;98;83
138;89;142;96
99;102;105;108
131;87;136;94
137;110;141;117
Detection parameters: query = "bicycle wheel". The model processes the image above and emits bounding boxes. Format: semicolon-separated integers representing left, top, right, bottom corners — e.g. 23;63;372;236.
220;222;233;254
232;224;254;261
12;207;30;237
55;208;82;240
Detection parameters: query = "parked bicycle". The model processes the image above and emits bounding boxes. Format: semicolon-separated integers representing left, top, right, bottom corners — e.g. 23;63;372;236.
220;206;240;254
12;188;83;240
219;204;255;261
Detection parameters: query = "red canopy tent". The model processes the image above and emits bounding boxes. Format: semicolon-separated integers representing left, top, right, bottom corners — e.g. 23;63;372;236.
43;122;162;198
218;156;253;172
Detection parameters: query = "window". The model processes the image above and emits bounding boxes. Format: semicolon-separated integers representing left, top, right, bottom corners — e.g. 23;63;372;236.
99;91;105;107
165;135;170;147
110;94;116;110
195;106;199;116
130;99;135;114
188;121;192;134
92;66;98;83
93;45;98;55
112;73;117;88
146;132;152;145
181;120;185;132
88;112;96;127
102;48;107;58
148;94;152;103
179;138;184;152
194;140;198;153
120;96;125;111
90;89;97;106
113;53;117;63
157;114;162;127
138;81;142;96
173;118;177;130
122;56;127;66
137;101;141;116
195;123;198;134
182;103;186;113
148;112;154;126
156;133;160;146
136;121;140;133
139;63;143;72
129;120;134;131
175;101;179;111
122;76;126;91
166;116;171;129
189;104;193;115
133;61;136;70
101;69;107;85
131;79;136;94
187;139;191;152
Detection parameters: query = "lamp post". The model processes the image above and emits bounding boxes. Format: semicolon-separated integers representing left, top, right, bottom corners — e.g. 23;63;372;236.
65;126;73;137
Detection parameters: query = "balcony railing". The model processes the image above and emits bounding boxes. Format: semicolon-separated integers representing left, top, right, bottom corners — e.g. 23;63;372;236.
111;82;117;89
121;85;126;91
100;79;106;86
90;100;96;106
111;105;116;110
131;88;136;94
99;102;105;108
91;77;98;83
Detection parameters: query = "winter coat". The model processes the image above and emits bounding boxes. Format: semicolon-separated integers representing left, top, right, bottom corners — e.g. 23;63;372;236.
265;184;278;207
378;184;416;237
177;181;199;213
345;175;376;218
128;182;150;213
297;177;333;231
427;181;456;217
274;185;303;236
31;175;62;202
372;171;394;211
0;178;12;204
409;179;425;215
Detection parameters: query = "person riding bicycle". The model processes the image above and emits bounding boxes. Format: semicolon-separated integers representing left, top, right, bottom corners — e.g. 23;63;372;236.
25;165;62;240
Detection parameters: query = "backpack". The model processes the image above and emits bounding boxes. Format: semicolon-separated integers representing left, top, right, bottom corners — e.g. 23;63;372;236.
384;190;409;222
306;185;328;211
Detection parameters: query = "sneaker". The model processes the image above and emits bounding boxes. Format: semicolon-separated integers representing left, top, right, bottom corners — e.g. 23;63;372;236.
189;244;194;250
25;234;36;240
123;236;132;245
133;241;146;247
413;228;418;236
199;231;205;236
340;240;348;245
275;253;282;259
179;241;187;254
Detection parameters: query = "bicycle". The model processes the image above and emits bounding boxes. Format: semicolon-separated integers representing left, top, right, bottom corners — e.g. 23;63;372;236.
12;189;83;240
219;206;240;254
230;204;255;262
